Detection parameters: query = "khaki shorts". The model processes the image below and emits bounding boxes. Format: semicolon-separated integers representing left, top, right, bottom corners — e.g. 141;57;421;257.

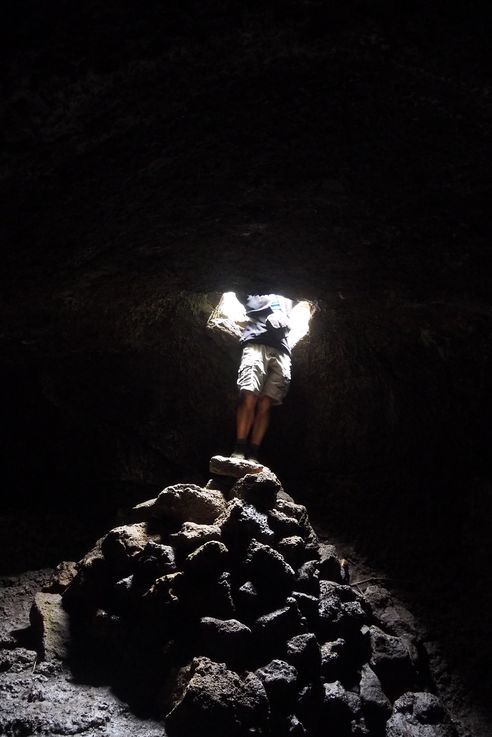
237;344;291;405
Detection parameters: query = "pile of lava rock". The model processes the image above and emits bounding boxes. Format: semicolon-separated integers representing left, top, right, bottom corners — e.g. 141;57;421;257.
59;459;456;737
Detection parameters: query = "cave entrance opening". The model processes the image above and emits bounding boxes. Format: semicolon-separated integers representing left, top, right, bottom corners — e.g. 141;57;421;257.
207;292;315;349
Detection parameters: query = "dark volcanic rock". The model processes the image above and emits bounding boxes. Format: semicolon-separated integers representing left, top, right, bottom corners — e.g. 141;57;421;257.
231;469;282;510
254;600;303;645
320;637;347;681
200;617;252;665
183;540;229;577
219;498;275;550
318;580;368;639
255;659;299;709
323;680;362;737
368;625;417;700
317;543;343;583
285;633;322;680
244;539;296;593
386;692;457;737
295;560;320;596
166;657;269;737
277;535;307;567
135;541;176;585
360;663;392;729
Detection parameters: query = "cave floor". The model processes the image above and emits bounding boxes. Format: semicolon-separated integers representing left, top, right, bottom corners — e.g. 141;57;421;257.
0;505;491;737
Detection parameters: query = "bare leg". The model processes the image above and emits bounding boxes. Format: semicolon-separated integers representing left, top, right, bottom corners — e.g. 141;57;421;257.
250;394;273;446
236;390;258;441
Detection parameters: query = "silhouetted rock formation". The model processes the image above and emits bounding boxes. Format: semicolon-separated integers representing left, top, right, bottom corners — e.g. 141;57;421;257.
45;466;457;736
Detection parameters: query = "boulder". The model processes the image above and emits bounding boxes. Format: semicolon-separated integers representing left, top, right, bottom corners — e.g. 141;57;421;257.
170;522;221;555
320;637;347;681
360;663;392;729
200;617;252;665
184;540;229;577
268;508;303;537
277;535;307;566
368;625;417;700
317;543;343;583
255;659;299;709
244;540;296;593
101;523;154;576
318;581;368;639
285;633;321;680
290;591;320;629
154;484;226;526
165;657;269;737
323;680;361;737
135;541;176;586
231;469;282;509
295;560;320;595
386;692;457;737
219;498;275;550
175;570;235;619
209;454;265;478
363;585;419;641
29;593;70;661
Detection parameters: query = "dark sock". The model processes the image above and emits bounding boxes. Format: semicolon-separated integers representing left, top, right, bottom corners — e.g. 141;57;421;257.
233;439;248;456
248;443;261;461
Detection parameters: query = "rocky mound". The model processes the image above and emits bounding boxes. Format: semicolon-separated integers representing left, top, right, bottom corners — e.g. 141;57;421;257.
38;464;456;737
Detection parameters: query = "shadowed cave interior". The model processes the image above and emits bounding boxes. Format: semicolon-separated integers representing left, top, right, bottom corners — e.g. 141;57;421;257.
1;2;492;735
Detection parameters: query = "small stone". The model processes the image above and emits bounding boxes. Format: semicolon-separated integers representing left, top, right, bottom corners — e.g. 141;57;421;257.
231;469;282;510
154;484;226;525
165;657;269;737
169;522;221;555
49;561;78;592
29;592;70;661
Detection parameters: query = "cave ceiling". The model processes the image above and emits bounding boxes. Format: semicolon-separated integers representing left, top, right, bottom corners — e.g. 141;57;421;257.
1;2;490;314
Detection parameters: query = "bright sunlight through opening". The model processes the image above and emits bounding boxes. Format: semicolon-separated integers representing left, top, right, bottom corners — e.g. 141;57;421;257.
207;292;315;349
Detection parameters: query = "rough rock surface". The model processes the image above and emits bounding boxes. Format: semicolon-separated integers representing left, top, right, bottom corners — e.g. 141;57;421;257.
4;468;459;737
29;592;70;661
210;455;265;479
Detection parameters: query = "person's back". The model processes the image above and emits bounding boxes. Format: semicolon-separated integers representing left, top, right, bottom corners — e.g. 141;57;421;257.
232;293;295;462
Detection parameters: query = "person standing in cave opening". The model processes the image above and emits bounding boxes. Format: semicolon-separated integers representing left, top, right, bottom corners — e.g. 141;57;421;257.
231;293;295;462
